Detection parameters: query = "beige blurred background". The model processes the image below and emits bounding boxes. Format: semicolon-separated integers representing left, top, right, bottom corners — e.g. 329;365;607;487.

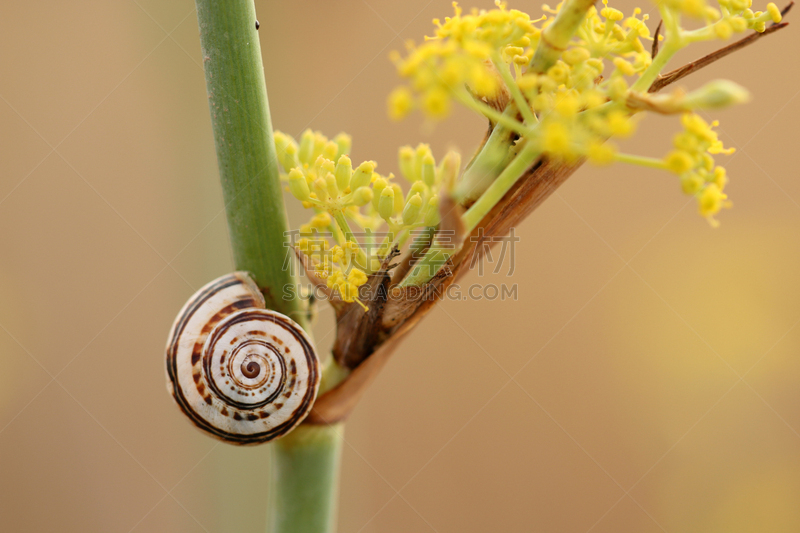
1;1;799;532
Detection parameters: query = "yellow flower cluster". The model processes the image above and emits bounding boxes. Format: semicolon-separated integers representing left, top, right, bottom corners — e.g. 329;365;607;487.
388;2;543;119
275;129;351;177
386;0;782;226
663;113;733;226
296;235;368;306
578;3;653;72
276;131;457;302
664;0;781;34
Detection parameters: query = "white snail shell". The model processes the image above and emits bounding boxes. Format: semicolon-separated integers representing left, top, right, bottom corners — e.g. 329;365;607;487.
165;272;320;444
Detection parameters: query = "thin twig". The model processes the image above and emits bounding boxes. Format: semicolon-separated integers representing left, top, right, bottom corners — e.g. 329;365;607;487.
776;1;795;24
650;21;790;92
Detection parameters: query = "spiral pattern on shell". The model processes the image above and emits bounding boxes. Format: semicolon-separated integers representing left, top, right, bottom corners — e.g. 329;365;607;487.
165;272;320;444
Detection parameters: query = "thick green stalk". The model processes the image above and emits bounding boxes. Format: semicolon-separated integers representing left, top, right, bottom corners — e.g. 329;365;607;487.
453;105;517;204
530;0;595;73
462;143;541;232
267;425;344;533
195;0;302;323
195;3;342;533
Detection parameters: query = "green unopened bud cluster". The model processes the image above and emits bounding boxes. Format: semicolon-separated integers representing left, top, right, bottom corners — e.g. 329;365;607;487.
275;131;460;297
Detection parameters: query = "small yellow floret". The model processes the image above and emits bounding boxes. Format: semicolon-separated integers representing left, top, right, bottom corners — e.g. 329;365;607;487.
767;2;782;22
607;111;634;138
612;57;636;76
422;87;451;118
388;87;414;120
698;183;728;225
603;6;625;20
587;142;616;165
665;150;694;174
542;122;572;156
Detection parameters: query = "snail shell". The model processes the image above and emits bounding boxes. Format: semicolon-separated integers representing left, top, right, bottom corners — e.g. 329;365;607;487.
165;272;319;444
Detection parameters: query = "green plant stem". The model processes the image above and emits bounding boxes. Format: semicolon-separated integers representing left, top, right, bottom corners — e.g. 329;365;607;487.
195;0;302;323
492;54;538;125
195;2;343;532
614;153;668;169
267;425;344;533
456;91;533;137
462;143;541;232
530;0;595;73
453;105;517;203
631;40;682;92
631;6;684;92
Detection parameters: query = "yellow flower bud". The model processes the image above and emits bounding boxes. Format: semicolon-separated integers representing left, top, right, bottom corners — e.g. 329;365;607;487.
333;132;351;158
586;58;605;74
411;180;428;198
469;63;499;97
372;177;388;210
335;155;352;192
350;161;375;191
607;111;634;138
664;150;694;174
612;57;636;76
712;166;728;189
424;195;440;226
730;17;748;32
767;2;782;22
440;150;461;189
543;122;571;156
414;144;432;182
313;177;329;202
352;187;373;207
324;172;339;199
422;87;451;118
312;133;327;163
310;212;331;229
391;183;404;214
562;47;591;66
546;62;569;84
298;129;315;165
714;20;733;39
388;87;415;120
280;143;299;173
378;187;395;221
347;268;368;287
421;153;436;186
517;74;538;93
587;142;616;166
685;80;750;109
680;172;704;194
322;141;339;161
399;146;416;181
288;168;311;201
402;193;423;225
582;90;606;109
698;183;728;219
504;46;525;58
607;76;629;100
274;131;293;171
601;7;624;20
555;93;579;117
